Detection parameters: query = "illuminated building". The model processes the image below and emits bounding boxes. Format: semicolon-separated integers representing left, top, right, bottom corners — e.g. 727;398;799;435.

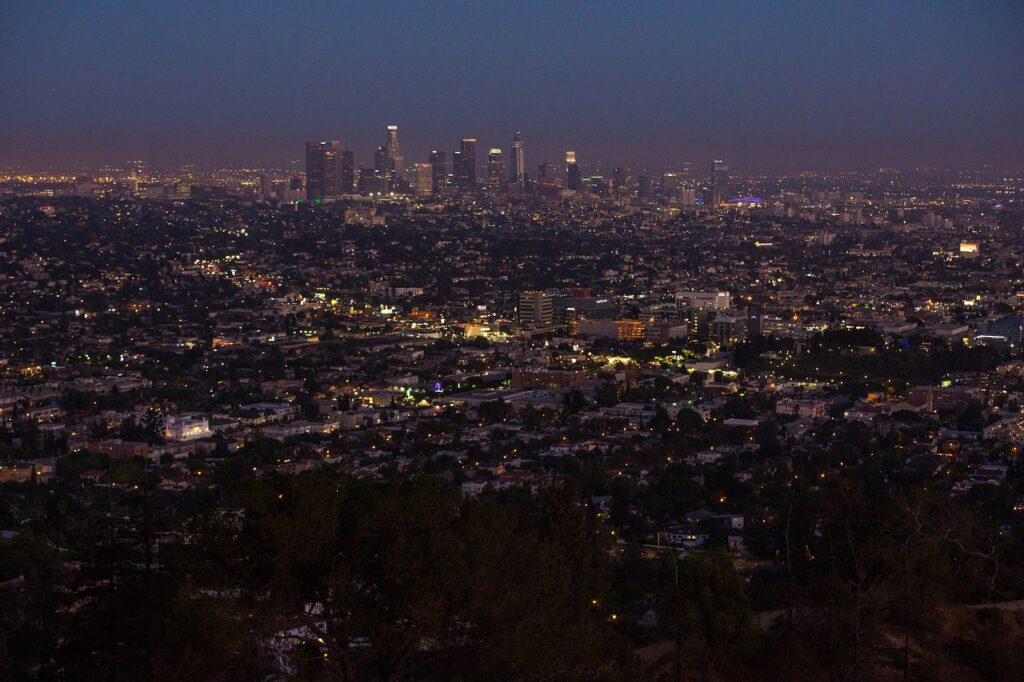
565;151;580;190
357;168;388;195
429;150;447;194
509;131;525;189
576;319;646;341
305;141;345;201
518;290;553;326
339;150;354;194
164;415;212;441
454;138;477;192
413;162;433;197
711;159;729;205
612;167;627;191
536;162;561;194
637;171;651;199
660;171;683;201
710;314;745;349
385;124;404;178
487;148;505;193
374;146;389;175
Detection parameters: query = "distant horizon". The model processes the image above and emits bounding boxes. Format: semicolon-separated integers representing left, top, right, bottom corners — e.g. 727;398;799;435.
2;2;1022;171
2;156;1022;176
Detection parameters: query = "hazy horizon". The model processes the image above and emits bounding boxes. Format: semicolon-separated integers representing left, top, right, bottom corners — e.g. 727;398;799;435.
2;1;1023;170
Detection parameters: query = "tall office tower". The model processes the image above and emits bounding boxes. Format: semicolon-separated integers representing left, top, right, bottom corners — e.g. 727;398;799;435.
660;171;683;201
385;124;404;178
536;162;561;195
413;162;433;197
682;161;695;179
459;138;477;191
565;151;581;190
452;151;464;190
305;141;344;200
487;148;505;193
518;290;554;326
462;137;477;188
259;173;273;201
339;150;354;194
374;146;389;174
537;163;559;184
711;160;729;206
357;168;389;195
429;150;447;194
612;167;628;192
637;171;651;200
509;131;525;188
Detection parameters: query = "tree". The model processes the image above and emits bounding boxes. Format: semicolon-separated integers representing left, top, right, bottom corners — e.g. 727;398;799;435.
655;551;756;679
675;408;704;432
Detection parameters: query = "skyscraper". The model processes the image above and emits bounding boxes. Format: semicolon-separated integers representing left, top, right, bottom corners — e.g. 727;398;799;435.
357;167;388;195
509;131;525;189
339;150;354;194
637;171;651;200
565;151;580;191
429;150;447;195
385;124;404;179
536;162;561;195
454;138;477;192
661;171;683;201
711;160;729;206
612;167;627;191
305;141;345;201
374;146;389;175
452;151;464;191
487;148;505;193
413;162;433;198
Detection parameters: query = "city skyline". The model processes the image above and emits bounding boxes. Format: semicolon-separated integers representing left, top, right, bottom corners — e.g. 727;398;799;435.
4;3;1024;679
2;1;1023;170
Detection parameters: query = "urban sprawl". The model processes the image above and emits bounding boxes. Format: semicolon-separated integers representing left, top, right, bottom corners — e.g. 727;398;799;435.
1;127;1023;679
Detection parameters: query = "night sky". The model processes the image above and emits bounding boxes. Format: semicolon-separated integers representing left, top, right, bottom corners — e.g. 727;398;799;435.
2;0;1022;170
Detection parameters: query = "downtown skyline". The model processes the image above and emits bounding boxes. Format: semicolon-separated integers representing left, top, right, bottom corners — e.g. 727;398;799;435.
2;1;1023;170
5;3;1024;680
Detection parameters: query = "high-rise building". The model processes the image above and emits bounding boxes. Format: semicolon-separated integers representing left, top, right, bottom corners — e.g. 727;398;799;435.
454;138;477;192
429;150;447;194
637;171;651;200
357;168;388;195
487;148;505;193
339;150;354;194
452;151;464;190
612;167;627;191
711;160;729;206
305;141;345;201
660;171;683;201
385;124;404;178
374;146;389;175
565;151;580;191
509;131;525;189
536;162;561;195
413;162;433;197
518;290;554;326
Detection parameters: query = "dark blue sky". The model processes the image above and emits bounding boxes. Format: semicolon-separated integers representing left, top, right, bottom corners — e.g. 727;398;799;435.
2;0;1022;170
